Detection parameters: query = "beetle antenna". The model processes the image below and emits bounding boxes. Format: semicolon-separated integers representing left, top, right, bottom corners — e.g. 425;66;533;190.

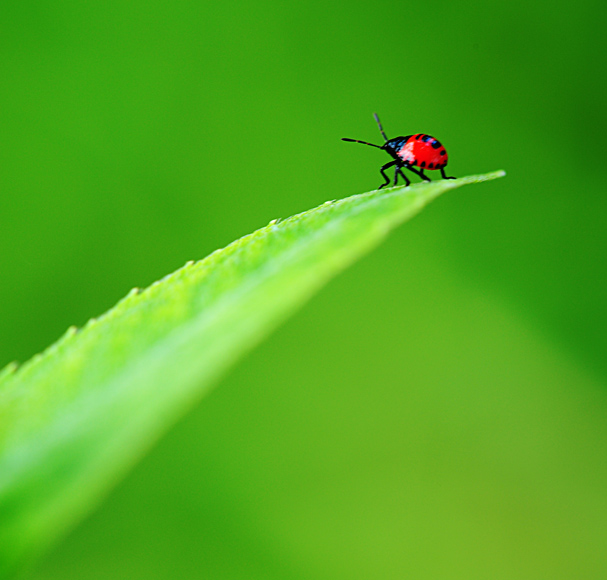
373;113;388;143
341;138;382;149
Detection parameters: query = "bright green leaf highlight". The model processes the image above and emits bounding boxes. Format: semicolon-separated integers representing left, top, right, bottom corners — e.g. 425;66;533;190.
0;171;504;576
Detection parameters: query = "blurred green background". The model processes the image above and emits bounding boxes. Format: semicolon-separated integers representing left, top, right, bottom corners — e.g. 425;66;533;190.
1;0;607;578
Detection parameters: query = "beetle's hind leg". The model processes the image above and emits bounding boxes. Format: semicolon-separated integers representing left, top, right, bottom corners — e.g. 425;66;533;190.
407;165;431;182
441;167;456;180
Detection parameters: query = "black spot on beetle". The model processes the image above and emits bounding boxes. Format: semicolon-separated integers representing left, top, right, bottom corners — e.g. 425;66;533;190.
428;163;434;169
440;149;446;156
420;161;426;168
415;134;422;140
422;135;432;142
431;140;441;149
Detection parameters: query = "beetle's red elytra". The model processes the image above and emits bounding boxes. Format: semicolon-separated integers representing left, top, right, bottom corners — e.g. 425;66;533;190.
342;113;455;189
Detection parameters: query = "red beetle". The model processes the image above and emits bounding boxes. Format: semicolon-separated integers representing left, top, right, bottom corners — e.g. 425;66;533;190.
342;113;455;188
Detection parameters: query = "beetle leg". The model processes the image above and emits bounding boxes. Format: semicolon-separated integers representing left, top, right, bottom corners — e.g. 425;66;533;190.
396;166;410;186
406;164;431;182
441;168;456;180
379;160;397;189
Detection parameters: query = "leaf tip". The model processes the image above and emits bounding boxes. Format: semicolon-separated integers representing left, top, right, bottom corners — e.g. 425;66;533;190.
485;169;506;179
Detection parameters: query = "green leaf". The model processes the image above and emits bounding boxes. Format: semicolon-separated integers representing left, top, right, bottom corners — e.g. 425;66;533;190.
0;171;504;576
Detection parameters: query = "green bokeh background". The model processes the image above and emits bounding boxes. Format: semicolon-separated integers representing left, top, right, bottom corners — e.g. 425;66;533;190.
1;0;607;578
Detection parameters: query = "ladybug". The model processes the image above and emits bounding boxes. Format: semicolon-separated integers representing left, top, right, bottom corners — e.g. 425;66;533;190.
342;113;455;188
